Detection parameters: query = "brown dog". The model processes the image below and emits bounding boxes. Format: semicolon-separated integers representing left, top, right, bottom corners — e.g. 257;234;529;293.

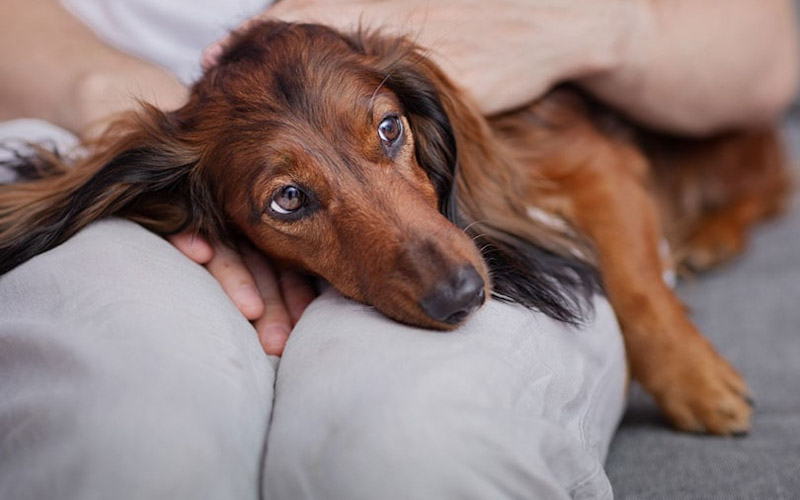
0;21;791;434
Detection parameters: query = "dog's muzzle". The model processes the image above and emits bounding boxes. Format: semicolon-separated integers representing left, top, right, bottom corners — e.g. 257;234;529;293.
419;265;486;325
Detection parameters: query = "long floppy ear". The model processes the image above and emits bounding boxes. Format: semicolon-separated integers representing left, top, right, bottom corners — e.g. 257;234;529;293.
0;104;223;274
350;31;601;323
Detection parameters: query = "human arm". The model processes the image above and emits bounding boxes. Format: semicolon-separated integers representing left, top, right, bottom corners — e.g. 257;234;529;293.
0;0;187;139
582;0;800;135
206;0;798;136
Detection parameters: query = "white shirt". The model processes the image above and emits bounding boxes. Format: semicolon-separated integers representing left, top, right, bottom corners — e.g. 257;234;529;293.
61;0;271;84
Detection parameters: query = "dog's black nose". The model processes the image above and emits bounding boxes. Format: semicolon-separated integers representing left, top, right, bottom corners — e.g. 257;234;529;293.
420;265;486;325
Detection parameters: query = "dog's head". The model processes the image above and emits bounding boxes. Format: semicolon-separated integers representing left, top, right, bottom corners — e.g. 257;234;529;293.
187;22;490;328
1;21;598;329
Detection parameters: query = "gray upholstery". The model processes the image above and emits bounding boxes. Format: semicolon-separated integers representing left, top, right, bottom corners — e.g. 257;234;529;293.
605;116;800;499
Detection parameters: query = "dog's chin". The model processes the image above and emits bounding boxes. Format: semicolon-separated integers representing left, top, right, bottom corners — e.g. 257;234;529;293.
383;309;475;332
375;291;488;331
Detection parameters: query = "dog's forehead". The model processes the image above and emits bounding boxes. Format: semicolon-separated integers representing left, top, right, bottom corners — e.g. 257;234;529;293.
220;26;403;120
201;24;411;174
222;60;403;162
265;48;392;119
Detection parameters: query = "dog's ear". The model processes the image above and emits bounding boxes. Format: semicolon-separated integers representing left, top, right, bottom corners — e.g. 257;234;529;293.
385;65;459;216
350;31;601;323
0;104;222;274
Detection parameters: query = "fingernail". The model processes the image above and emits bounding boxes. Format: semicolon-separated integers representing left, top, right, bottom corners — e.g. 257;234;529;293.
202;43;224;69
184;236;202;254
177;234;212;262
234;285;262;317
262;325;290;356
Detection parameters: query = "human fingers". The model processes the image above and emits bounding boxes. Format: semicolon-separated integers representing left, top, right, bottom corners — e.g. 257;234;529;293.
241;245;294;356
167;231;215;264
278;267;317;325
205;241;265;320
201;41;225;70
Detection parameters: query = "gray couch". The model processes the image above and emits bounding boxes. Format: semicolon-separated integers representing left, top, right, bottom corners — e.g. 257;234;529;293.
605;116;800;499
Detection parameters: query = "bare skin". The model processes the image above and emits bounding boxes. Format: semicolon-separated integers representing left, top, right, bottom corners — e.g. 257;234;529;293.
208;0;799;134
0;0;797;354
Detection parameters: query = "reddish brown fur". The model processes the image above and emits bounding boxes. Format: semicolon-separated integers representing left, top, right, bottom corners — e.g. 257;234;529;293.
0;21;792;434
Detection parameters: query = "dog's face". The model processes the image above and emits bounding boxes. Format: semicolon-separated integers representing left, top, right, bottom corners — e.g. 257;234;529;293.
186;22;489;329
0;22;596;329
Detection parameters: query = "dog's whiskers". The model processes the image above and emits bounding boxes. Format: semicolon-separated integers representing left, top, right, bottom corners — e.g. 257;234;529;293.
369;72;393;108
461;219;489;235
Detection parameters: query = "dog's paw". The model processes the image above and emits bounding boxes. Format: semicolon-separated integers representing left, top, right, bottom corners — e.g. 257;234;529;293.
680;217;746;272
643;345;752;435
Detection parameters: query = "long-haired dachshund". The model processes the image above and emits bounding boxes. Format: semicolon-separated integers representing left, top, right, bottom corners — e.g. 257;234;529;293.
0;22;791;435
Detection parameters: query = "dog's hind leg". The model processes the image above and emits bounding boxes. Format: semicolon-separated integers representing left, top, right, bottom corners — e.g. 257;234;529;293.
680;193;784;271
651;129;793;272
529;128;753;435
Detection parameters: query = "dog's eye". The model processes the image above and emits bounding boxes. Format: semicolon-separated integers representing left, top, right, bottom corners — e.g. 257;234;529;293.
270;185;306;215
378;115;403;146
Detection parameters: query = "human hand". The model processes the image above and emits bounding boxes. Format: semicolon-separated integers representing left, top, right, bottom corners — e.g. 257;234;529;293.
203;0;639;115
169;233;317;356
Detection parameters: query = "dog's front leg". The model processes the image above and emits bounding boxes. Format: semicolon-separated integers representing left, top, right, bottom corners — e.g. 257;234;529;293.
537;145;752;435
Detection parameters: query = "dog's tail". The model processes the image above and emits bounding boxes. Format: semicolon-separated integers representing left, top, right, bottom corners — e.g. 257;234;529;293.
0;105;220;275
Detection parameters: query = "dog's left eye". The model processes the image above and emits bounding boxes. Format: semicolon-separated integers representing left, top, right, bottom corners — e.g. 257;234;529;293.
270;185;307;215
378;115;403;146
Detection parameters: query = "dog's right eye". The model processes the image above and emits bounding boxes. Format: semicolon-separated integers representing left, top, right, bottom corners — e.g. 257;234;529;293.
378;115;403;147
269;185;307;217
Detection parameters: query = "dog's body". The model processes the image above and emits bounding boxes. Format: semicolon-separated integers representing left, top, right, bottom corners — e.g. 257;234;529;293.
0;22;791;434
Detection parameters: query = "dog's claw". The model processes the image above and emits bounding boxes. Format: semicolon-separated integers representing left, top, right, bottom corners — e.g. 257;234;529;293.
640;342;753;436
680;217;747;272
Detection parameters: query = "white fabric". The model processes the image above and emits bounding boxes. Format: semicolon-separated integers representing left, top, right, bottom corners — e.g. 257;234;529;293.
0;119;77;182
0;218;276;500
267;288;626;500
61;0;270;83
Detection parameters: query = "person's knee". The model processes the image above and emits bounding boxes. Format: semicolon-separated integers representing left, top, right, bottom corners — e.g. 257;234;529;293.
262;291;623;500
0;219;274;500
265;379;612;500
0;382;263;500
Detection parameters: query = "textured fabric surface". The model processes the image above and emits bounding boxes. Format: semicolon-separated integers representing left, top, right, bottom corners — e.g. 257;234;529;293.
0;220;275;500
606;118;800;499
0;119;77;183
264;289;626;500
